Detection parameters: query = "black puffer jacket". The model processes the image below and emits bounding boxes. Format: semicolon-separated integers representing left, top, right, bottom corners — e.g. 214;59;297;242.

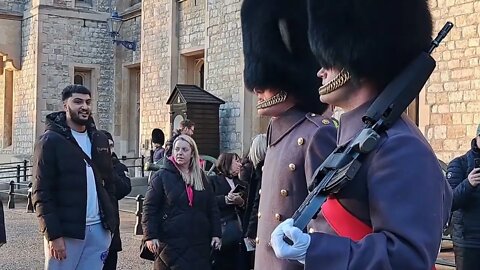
142;159;221;270
0;198;5;245
110;153;132;252
32;112;118;241
447;138;480;247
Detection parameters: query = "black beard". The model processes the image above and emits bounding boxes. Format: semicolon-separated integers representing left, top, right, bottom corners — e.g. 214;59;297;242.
67;106;90;126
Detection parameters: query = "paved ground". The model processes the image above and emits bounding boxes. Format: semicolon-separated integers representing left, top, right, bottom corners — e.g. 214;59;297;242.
1;200;153;270
1;201;455;270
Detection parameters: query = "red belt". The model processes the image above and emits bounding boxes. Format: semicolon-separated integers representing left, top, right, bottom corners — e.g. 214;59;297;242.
321;196;436;270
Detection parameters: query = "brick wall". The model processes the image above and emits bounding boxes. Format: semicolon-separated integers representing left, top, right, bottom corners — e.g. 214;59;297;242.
0;0;23;13
178;0;205;51
205;0;243;151
37;14;114;131
424;0;480;163
140;0;172;151
12;15;38;155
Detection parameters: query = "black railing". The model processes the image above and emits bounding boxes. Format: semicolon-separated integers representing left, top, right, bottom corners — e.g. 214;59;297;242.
0;181;34;212
0;160;32;189
119;155;146;177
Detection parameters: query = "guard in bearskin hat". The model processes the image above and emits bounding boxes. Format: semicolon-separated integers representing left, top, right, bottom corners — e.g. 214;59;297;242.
241;0;337;269
270;0;453;269
151;128;165;163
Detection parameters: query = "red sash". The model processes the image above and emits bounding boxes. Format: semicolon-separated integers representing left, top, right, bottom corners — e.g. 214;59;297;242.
321;196;436;270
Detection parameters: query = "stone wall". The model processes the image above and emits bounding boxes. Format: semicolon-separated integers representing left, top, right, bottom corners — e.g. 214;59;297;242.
178;0;205;51
37;13;114;132
423;0;480;163
0;0;23;13
12;15;38;155
140;0;172;152
205;0;243;151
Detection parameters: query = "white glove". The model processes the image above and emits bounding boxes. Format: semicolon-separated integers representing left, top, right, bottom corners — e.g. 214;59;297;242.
271;218;311;264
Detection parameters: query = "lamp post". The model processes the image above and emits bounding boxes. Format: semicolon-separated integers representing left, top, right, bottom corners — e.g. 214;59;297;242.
107;11;136;51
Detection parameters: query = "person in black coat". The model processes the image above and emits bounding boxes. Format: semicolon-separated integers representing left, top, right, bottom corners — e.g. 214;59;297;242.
238;134;267;270
0;198;5;247
101;130;132;270
209;153;246;270
447;127;480;270
142;135;221;270
32;85;117;269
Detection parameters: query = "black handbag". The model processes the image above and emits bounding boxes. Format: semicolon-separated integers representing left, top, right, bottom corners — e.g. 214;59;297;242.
140;240;155;261
221;216;243;248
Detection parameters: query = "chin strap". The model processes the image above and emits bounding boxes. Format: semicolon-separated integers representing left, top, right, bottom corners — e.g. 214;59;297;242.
256;91;288;109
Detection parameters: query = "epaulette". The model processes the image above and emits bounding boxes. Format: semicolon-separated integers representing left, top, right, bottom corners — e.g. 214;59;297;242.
305;113;338;129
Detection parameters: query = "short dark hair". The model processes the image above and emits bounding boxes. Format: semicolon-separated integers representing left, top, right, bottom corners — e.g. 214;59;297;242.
180;119;195;129
61;84;91;101
216;152;240;176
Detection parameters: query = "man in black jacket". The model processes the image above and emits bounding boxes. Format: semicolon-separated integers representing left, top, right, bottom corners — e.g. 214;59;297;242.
100;130;132;270
32;85;117;270
447;124;480;270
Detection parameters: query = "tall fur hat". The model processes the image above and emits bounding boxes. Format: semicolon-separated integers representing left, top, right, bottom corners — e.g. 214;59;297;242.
151;128;165;145
241;0;328;114
308;0;433;87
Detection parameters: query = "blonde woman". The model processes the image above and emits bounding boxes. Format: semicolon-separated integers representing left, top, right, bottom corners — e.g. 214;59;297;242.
142;135;222;270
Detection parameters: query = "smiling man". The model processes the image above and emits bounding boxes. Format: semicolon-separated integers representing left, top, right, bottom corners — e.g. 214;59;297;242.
32;84;118;270
240;0;337;269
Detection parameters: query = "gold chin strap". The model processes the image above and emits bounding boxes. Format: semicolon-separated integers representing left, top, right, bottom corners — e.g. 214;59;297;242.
318;69;351;95
256;91;288;109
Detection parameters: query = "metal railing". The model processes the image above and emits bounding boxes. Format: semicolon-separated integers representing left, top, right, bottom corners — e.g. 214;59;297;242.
119;155;146;177
121;195;144;236
0;160;31;188
0;181;34;212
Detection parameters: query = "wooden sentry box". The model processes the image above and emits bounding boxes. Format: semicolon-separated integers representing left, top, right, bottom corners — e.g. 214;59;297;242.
166;84;225;158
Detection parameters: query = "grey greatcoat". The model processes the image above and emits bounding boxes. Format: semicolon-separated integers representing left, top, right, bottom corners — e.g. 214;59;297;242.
254;107;337;270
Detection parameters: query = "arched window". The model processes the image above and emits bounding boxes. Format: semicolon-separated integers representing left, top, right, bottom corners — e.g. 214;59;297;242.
194;58;204;88
74;74;84;85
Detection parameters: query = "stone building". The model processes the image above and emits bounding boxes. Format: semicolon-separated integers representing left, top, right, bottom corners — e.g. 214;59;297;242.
0;0;479;165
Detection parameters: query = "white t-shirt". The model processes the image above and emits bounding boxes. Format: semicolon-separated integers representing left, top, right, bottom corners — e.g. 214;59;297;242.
71;129;101;225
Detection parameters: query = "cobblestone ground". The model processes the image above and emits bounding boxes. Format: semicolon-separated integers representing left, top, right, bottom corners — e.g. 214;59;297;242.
0;201;153;270
1;201;455;270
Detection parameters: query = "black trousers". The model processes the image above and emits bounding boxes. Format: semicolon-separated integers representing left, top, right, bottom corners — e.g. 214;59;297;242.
453;245;480;270
103;251;118;270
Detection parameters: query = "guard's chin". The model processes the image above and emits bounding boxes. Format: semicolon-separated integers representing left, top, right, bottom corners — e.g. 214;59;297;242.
319;69;351;95
256;91;287;109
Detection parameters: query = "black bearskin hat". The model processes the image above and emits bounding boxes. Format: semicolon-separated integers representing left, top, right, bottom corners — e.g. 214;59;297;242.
151;128;165;145
308;0;433;87
241;0;328;114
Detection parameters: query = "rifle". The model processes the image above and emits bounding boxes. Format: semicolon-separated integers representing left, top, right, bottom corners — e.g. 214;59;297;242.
286;22;454;239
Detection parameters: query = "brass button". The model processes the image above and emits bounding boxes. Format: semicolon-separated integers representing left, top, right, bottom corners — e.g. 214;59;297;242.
274;213;282;221
280;189;288;197
257;212;261;219
322;119;330;125
255;237;260;244
258;189;261;195
311;113;316;117
308;227;315;233
288;163;296;171
297;137;305;145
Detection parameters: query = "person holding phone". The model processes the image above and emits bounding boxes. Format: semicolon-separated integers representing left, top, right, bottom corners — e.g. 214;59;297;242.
447;124;480;270
209;153;246;270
